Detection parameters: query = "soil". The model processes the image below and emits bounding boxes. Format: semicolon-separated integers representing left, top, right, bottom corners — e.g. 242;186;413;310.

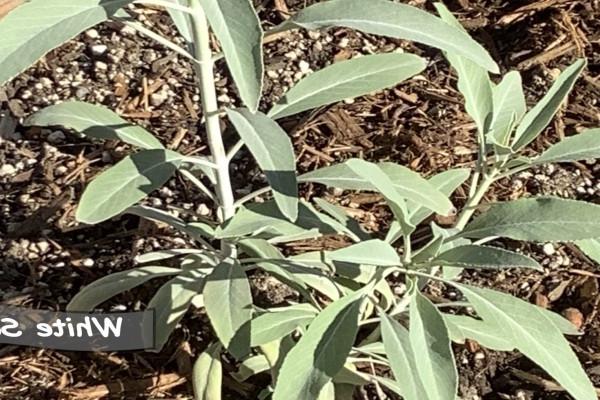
0;0;599;399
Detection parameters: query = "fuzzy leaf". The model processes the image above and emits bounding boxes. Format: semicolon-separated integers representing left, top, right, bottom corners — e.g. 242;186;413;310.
199;0;263;111
534;129;600;164
76;150;184;224
432;245;542;271
435;3;492;137
273;289;366;400
326;239;401;266
203;258;253;359
281;0;498;73
462;197;600;241
166;0;193;43
409;291;458;400
576;238;600;264
443;314;513;351
512;59;586;150
26;101;163;149
380;313;428;400
67;266;180;312
300;160;453;216
251;304;318;346
458;284;596;400
268;53;425;119
149;269;206;350
227;109;298;221
192;342;222;400
0;0;134;85
313;198;370;242
489;71;526;146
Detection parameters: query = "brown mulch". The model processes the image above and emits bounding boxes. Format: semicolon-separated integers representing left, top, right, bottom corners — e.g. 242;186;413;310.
0;0;599;399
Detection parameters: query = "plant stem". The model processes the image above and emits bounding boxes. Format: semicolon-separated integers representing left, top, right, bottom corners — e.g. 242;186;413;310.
189;0;235;226
233;186;272;208
454;169;498;230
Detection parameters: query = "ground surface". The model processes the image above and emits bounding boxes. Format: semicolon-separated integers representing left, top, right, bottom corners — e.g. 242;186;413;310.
0;0;599;399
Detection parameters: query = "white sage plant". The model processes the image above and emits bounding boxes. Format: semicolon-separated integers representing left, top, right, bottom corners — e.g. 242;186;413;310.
1;0;600;399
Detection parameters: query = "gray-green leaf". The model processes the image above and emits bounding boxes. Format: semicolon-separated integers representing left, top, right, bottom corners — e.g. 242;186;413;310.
380;313;428;400
326;239;401;266
167;0;193;43
489;71;526;146
462;197;600;241
268;53;426;119
227;108;298;221
199;0;263;111
534;129;600;164
457;284;596;400
300;160;453;216
0;0;134;85
67;266;180;312
409;291;458;400
443;314;513;351
25;101;163;149
435;3;492;137
149;269;205;350
76;150;184;224
512;59;586;150
281;0;498;73
203;258;253;359
251;304;318;347
432;245;542;271
192;342;222;400
273;289;366;400
576;238;600;264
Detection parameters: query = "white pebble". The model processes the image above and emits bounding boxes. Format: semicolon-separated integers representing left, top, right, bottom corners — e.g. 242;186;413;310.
299;60;311;74
95;61;108;71
85;29;99;39
82;258;95;267
90;44;108;56
0;164;16;176
543;243;556;256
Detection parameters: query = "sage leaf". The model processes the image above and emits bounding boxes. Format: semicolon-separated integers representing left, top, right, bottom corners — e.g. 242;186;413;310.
346;159;413;233
166;0;193;43
407;168;470;227
461;197;600;241
273;289;366;400
216;200;341;240
380;313;428;400
0;0;134;85
251;304;318;346
281;0;498;73
268;53;426;119
232;355;270;382
135;249;206;264
300;160;453;216
192;342;222;400
227;109;298;221
313;198;370;242
443;314;513;351
432;245;542;271
409;291;458;400
534;129;600;164
203;258;253;359
149;269;206;350
458;284;596;400
326;239;401;266
199;0;263;111
435;3;492;136
489;71;526;146
512;59;586;150
25;101;163;149
67;266;180;312
76;150;184;224
576;238;600;264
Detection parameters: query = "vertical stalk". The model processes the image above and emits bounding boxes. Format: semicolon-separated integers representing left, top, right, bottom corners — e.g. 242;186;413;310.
454;169;497;230
189;0;235;225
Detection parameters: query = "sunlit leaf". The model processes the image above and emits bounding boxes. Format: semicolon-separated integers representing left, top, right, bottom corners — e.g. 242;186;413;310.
200;0;263;111
462;197;600;241
281;0;498;72
0;0;134;85
326;239;400;266
203;258;253;359
489;71;526;146
534;129;600;164
192;342;222;400
432;245;542;271
26;101;163;149
251;304;318;346
67;266;180;312
268;53;425;119
576;238;600;265
512;59;586;150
